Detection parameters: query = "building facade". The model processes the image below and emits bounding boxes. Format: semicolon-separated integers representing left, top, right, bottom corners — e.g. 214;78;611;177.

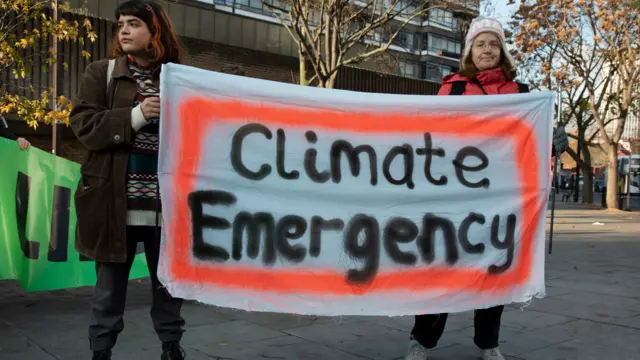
68;0;476;82
363;1;478;81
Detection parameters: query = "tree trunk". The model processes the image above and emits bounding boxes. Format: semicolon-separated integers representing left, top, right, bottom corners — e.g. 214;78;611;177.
326;72;337;89
583;169;593;203
574;133;582;202
299;49;309;86
606;146;619;209
582;145;594;204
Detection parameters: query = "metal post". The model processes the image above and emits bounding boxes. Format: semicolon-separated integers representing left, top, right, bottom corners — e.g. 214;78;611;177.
549;151;561;254
626;152;632;211
51;0;59;155
554;92;563;194
574;135;581;202
549;91;562;255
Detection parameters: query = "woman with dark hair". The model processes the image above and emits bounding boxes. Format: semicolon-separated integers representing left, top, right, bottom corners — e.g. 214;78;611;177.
404;17;568;360
69;1;186;359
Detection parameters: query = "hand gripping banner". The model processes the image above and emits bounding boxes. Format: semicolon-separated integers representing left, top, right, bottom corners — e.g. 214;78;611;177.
157;63;554;316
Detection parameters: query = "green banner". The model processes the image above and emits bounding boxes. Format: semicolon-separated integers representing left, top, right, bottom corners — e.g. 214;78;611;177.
0;139;149;291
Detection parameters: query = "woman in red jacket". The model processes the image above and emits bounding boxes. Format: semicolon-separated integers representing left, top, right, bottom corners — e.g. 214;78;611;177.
405;17;553;360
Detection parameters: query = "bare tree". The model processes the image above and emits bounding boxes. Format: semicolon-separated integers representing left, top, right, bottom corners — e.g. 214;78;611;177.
480;0;497;17
561;85;609;204
263;0;474;88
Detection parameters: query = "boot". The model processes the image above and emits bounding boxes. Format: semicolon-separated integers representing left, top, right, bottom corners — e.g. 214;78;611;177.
161;341;185;360
405;338;428;360
480;347;505;360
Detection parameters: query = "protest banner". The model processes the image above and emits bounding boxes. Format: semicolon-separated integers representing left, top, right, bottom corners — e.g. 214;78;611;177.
157;63;554;316
0;139;149;291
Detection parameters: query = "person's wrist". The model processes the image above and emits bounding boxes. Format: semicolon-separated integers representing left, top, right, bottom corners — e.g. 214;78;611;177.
131;105;149;131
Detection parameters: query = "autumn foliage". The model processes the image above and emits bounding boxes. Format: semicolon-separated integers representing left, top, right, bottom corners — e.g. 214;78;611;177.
0;0;96;128
510;0;639;209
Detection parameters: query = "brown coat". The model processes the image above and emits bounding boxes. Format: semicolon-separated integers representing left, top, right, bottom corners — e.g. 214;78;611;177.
70;55;160;263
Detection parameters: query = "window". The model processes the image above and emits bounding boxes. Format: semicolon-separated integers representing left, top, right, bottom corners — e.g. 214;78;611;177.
265;0;290;11
249;0;263;9
377;29;418;50
388;0;419;16
391;30;417;50
398;60;420;78
230;0;290;14
214;0;233;6
429;8;457;29
424;62;453;81
426;34;461;55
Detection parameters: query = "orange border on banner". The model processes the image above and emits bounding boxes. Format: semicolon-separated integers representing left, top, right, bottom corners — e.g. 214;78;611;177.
166;97;543;295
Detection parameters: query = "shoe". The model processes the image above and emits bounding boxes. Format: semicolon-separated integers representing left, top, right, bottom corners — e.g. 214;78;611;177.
480;347;505;360
405;338;428;360
161;341;186;360
92;350;112;360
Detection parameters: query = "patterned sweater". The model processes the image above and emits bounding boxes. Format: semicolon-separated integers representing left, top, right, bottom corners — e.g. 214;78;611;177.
126;56;161;227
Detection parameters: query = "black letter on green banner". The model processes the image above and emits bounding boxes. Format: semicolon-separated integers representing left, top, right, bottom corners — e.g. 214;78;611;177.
48;185;71;262
15;172;40;259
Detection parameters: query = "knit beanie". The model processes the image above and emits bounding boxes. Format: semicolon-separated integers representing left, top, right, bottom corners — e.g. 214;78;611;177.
462;17;516;69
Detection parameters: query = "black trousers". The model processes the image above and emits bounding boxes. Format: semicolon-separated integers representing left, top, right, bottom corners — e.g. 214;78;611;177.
411;305;503;350
89;226;185;351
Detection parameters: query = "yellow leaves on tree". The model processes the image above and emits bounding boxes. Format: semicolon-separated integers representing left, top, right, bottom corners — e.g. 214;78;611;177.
0;0;97;128
0;92;71;129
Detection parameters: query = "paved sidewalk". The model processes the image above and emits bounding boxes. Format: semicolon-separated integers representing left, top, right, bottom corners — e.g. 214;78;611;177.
2;206;640;360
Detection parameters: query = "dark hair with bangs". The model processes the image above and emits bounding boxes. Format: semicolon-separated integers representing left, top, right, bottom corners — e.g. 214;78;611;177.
110;0;183;67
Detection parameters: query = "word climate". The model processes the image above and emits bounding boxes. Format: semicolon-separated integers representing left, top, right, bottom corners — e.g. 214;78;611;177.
230;124;491;190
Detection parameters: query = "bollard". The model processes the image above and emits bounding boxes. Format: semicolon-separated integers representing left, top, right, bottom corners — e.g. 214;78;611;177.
619;193;624;210
602;187;607;207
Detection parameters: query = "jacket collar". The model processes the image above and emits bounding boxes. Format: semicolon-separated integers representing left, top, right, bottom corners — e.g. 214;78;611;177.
442;67;508;86
111;55;133;80
475;67;507;86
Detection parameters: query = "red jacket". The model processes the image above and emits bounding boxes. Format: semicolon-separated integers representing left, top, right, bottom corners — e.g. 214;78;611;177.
437;68;521;96
438;68;564;156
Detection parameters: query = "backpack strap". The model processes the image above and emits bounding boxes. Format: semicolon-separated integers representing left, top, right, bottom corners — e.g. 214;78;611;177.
104;59;115;108
106;59;115;89
449;81;467;95
516;82;530;93
449;80;531;95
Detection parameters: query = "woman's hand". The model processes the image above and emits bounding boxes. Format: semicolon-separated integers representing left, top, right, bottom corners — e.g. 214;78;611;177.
17;137;30;150
140;97;160;120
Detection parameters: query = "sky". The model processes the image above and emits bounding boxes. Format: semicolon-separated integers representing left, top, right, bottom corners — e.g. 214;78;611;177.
484;0;518;23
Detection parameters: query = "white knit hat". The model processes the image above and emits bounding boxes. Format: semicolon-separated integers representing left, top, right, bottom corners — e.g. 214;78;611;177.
462;17;515;69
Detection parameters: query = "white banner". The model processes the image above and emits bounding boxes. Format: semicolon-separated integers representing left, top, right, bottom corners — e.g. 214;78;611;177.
157;63;554;316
